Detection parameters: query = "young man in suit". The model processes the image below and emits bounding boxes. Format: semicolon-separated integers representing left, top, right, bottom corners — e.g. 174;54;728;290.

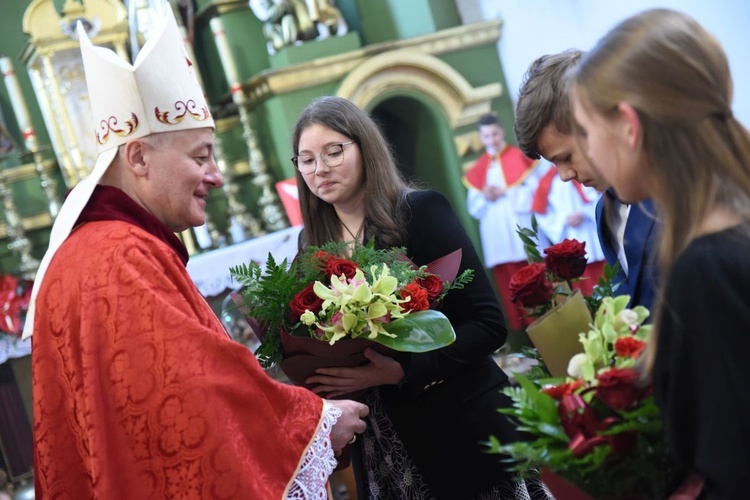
514;49;659;310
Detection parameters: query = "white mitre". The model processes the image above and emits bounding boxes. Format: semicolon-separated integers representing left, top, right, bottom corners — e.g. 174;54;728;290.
22;9;213;339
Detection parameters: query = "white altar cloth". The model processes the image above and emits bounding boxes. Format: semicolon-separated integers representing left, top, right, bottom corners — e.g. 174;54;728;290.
0;334;31;365
186;226;302;297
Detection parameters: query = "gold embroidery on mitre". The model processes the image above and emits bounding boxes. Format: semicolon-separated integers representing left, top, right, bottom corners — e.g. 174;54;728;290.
155;100;211;125
95;113;140;145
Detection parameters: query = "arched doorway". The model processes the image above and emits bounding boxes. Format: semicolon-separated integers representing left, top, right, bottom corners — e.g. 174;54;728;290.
336;50;503;251
368;94;479;246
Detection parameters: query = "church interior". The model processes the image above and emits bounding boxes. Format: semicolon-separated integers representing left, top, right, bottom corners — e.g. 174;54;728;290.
0;0;521;496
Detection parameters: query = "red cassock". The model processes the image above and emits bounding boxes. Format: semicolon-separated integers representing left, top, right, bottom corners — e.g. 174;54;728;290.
32;214;324;498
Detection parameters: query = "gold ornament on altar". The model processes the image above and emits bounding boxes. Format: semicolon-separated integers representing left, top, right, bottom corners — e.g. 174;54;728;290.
210;16;288;234
249;0;348;54
21;0;131;188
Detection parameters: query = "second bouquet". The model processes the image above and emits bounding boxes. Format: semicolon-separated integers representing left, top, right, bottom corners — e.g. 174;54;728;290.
230;240;473;398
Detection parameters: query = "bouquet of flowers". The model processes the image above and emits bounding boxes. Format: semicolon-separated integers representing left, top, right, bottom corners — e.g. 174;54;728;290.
488;295;685;498
509;218;619;377
230;240;473;387
512;217;619;317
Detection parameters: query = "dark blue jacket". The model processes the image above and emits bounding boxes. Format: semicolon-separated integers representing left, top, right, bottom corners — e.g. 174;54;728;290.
595;189;660;311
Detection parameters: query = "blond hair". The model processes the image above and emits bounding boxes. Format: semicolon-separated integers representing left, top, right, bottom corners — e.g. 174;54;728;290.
572;8;750;373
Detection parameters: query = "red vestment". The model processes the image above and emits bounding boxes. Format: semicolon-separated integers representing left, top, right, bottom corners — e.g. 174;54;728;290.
464;145;537;330
463;145;536;191
32;186;323;499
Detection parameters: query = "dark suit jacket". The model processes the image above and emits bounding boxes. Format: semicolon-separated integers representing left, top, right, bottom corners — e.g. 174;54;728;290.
372;190;522;499
595;189;659;311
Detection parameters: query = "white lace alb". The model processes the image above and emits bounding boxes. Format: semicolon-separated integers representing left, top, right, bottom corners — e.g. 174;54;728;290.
287;401;341;499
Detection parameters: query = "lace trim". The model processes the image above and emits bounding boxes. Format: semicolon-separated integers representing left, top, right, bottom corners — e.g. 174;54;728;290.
287;402;341;499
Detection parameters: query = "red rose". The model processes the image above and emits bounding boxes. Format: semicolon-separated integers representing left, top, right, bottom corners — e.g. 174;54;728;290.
595;368;641;410
400;283;430;312
417;274;444;301
614;336;647;359
289;282;323;321
509;263;553;308
543;239;587;280
325;258;359;280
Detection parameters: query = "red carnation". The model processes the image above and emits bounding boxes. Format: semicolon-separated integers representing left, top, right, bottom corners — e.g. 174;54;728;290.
289;282;323;321
544;239;587;280
400;283;430;312
509;262;553;308
311;250;335;267
614;336;647;359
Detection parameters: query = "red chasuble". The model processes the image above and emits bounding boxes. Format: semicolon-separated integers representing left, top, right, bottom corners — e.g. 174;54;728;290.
463;145;536;191
32;186;324;499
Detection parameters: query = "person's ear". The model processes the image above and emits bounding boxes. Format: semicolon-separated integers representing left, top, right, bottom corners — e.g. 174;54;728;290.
122;139;149;177
617;102;642;151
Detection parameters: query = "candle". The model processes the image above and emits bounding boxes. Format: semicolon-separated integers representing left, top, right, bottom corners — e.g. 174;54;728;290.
209;18;242;93
228;219;246;244
193;223;213;249
0;57;36;149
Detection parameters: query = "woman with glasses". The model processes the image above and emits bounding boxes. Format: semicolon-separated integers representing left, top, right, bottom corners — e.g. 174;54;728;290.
291;95;549;499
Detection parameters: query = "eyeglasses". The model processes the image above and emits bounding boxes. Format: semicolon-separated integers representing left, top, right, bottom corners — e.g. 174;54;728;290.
291;141;357;174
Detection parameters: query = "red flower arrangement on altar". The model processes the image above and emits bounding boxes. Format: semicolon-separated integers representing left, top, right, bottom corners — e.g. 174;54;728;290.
0;274;32;336
229;240;472;393
488;295;687;499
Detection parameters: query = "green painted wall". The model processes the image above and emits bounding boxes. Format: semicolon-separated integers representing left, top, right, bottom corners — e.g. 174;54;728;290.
0;0;518;279
353;0;460;44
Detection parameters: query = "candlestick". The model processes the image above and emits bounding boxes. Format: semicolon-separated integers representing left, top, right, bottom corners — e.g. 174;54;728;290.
0;168;39;279
179;228;198;256
210;17;288;233
29;147;61;219
1;57;62;220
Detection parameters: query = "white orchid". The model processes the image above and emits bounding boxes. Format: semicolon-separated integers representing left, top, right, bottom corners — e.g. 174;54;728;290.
575;295;651;382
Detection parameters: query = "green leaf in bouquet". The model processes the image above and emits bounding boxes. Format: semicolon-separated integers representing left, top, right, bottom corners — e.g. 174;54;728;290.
515;218;544;263
375;310;456;352
585;262;622;313
230;253;303;368
514;373;560;425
